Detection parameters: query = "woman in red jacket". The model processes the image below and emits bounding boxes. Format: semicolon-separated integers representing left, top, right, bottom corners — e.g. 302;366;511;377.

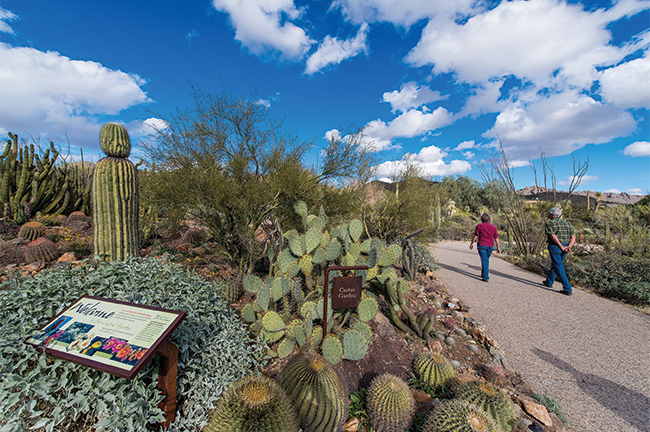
469;213;501;282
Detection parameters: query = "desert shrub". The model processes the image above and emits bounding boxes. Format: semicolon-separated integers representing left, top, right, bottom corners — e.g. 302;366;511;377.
414;240;440;273
64;240;93;258
35;213;67;227
436;214;478;241
0;257;267;432
567;253;650;306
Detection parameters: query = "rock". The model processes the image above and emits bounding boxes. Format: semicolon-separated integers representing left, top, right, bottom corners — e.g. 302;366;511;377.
425;283;437;293
445;337;455;346
434;302;442;309
333;335;413;394
343;418;359;432
427;340;443;354
57;252;76;262
467;344;479;353
0;238;30;266
460;304;471;312
22;262;44;272
549;413;566;432
175;242;192;252
453;311;465;321
450;360;460;369
454;373;478;386
412;389;432;403
370;311;396;337
454;328;467;337
190;246;206;256
521;399;553;427
435;332;446;342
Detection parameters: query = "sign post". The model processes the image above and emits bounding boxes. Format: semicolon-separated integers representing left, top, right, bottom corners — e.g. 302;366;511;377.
323;265;368;337
26;295;186;426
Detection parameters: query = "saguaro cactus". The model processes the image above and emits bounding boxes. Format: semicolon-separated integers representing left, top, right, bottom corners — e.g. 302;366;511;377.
92;123;139;261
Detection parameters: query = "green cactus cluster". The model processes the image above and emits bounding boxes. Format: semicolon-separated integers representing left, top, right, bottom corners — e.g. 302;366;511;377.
367;373;415;432
216;276;242;304
241;201;419;361
1;133;92;224
203;374;300;432
415;353;455;393
454;381;517;432
17;221;46;241
279;353;347;432
422;399;500;432
92;123;140;262
24;237;60;263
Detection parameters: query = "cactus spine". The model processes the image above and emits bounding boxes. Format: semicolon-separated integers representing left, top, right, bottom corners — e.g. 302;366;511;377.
92;123;139;261
422;399;499;432
279;353;347;432
454;381;517;432
415;353;455;392
203;374;299;432
367;374;415;432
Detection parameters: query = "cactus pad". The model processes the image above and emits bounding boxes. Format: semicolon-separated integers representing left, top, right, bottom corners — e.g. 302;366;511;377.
294;201;308;217
244;275;262;294
348;219;363;242
378;248;396;267
357;296;378;322
290;233;305;256
262;311;286;332
454;381;517;432
321;334;343;364
241;304;257;323
279;353;347;432
353;321;372;343
312;247;326;265
305;226;322;254
414;354;455;391
342;328;368;361
421;399;499;432
367;373;415;432
277;338;296;359
204;374;299;432
18;222;46;241
326;239;342;261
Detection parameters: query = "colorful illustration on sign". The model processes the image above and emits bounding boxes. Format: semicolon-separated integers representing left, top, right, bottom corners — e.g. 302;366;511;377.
58;322;94;344
112;343;147;366
81;337;107;356
32;316;73;342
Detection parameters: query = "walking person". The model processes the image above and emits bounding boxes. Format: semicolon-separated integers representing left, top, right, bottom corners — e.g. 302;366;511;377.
469;213;500;282
543;207;576;295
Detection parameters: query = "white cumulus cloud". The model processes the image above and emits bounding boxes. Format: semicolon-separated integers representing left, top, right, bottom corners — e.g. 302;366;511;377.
0;42;151;148
454;140;475;151
623;141;650;157
381;81;447;113
600;54;650;109
305;23;369;74
212;0;314;61
374;144;471;177
558;175;599;185
364;107;454;151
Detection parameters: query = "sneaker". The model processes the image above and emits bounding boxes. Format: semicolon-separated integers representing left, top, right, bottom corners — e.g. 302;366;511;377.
542;281;552;287
558;290;573;296
482;278;489;282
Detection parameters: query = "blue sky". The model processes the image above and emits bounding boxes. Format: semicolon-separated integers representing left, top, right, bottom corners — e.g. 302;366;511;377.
1;0;648;195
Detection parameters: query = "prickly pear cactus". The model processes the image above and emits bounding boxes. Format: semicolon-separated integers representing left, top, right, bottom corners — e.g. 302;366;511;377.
203;374;300;432
92;123;139;261
17;221;46;241
421;399;499;432
414;353;455;392
367;373;415;432
454;381;517;432
279;353;347;432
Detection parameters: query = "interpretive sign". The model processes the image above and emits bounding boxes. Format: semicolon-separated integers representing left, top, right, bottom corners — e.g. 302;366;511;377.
26;295;186;380
332;276;362;309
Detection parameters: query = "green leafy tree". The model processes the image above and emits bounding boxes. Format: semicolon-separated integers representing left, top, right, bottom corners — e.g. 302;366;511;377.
141;86;374;268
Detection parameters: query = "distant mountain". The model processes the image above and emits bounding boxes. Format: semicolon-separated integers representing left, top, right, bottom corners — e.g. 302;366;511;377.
517;186;647;206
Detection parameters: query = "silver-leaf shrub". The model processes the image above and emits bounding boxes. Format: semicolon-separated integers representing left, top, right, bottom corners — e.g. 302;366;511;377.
0;257;267;432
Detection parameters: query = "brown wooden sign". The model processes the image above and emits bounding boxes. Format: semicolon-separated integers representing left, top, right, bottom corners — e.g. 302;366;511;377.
332;276;362;308
26;295;185;380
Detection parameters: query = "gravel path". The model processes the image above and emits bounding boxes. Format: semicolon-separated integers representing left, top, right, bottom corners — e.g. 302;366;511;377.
430;241;650;432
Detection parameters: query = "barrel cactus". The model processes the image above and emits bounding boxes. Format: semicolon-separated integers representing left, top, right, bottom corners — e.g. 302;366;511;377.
24;237;59;263
182;227;203;244
278;353;347;432
455;381;517;432
422;399;499;432
367;373;415;432
203;374;299;432
18;221;46;241
414;353;455;392
66;211;87;222
92;123;139;261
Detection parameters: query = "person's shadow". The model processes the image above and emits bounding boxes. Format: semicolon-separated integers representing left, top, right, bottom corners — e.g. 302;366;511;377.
532;348;650;431
437;261;555;291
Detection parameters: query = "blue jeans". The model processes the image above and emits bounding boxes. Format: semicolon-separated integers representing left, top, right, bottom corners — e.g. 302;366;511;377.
545;243;572;292
477;245;494;281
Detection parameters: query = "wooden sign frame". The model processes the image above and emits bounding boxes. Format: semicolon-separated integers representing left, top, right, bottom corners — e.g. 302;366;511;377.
26;295;186;380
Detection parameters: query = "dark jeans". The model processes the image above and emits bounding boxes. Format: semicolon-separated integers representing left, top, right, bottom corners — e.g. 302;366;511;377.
477;245;494;281
545;243;572;292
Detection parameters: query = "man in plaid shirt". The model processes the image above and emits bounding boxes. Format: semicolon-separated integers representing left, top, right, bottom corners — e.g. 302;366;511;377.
543;207;576;295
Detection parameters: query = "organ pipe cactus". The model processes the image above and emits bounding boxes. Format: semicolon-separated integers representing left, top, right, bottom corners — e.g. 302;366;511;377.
92;123;139;261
